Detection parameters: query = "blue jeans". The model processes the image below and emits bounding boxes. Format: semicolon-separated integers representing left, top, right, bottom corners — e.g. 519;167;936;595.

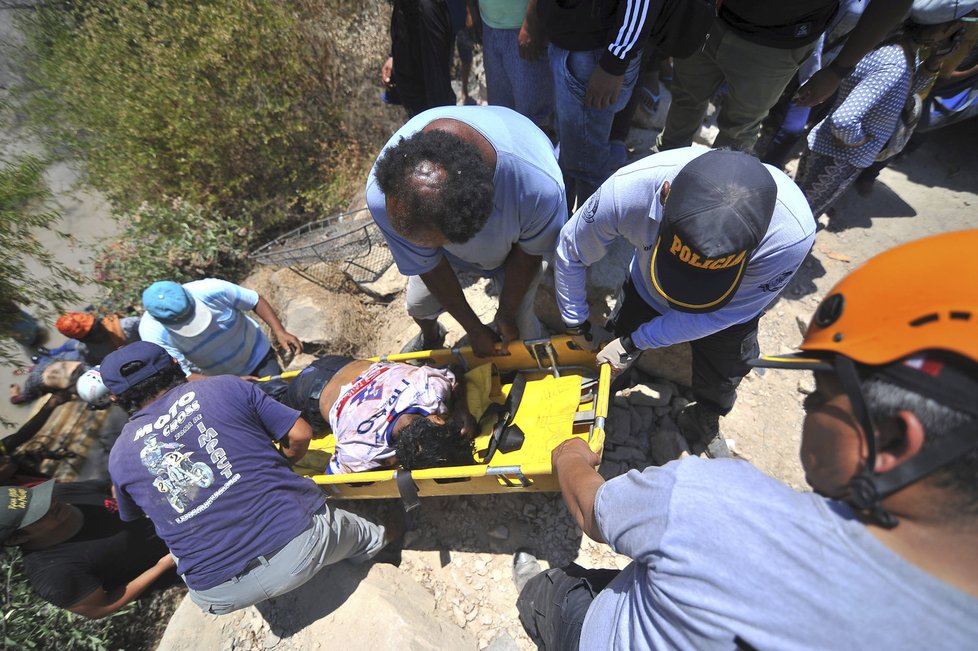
483;24;554;128
550;46;641;209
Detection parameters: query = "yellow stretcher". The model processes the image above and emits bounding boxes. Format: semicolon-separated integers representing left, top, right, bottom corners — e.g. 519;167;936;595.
288;336;610;501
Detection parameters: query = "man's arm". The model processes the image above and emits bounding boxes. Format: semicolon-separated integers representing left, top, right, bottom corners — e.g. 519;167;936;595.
67;553;175;619
552;438;605;542
587;0;654;109
279;417;312;464
519;0;546;61
495;246;543;346
447;366;478;438
420;256;503;357
253;295;303;356
0;392;70;454
795;0;913;106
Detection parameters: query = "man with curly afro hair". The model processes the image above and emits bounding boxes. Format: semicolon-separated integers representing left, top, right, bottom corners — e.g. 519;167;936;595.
368;105;566;357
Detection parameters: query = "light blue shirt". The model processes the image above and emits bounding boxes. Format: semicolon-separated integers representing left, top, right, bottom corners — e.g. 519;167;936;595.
581;458;978;650
366;105;566;277
138;278;269;376
555;147;815;350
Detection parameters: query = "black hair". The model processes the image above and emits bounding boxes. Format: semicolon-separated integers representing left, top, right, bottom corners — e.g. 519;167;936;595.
115;362;187;414
373;129;494;244
394;418;475;471
862;366;978;516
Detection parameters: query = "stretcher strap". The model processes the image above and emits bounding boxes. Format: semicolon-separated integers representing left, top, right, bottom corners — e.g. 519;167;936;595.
395;469;421;531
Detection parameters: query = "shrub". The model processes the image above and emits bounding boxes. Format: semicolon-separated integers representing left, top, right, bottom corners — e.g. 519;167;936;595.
92;198;251;312
1;549;180;651
0;147;80;368
16;0;396;230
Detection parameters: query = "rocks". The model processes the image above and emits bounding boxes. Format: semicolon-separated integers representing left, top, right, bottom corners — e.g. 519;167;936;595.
487;525;509;540
650;427;690;466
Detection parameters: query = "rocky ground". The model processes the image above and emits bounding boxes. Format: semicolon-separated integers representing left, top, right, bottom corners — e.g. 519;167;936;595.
157;116;978;650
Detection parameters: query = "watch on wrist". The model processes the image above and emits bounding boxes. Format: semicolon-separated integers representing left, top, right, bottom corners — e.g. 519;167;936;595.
621;335;638;354
828;60;855;79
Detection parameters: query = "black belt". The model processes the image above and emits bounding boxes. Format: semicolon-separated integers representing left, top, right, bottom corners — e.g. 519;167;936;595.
241;541;290;574
239;505;328;575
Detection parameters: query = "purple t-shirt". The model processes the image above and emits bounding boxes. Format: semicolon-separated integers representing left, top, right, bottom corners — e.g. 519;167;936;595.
108;376;324;590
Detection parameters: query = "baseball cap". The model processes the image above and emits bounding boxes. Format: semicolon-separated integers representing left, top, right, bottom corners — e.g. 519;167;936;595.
100;341;178;395
0;480;55;545
911;0;978;24
650;150;777;313
142;281;212;337
55;312;96;339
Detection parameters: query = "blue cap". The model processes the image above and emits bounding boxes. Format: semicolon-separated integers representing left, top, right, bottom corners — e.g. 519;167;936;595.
142;281;194;323
100;341;177;395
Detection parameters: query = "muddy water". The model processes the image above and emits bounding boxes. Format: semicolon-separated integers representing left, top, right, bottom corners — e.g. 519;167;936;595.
2;8;117;429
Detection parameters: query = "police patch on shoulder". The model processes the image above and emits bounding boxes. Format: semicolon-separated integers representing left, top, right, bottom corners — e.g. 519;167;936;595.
581;187;601;223
759;269;794;293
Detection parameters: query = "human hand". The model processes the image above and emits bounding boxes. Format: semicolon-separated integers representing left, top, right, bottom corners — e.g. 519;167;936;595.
468;323;506;358
794;67;841;107
276;330;304;355
585;66;624;110
493;312;520;348
46;390;73;408
456;410;479;438
518;17;546;61
381;56;394;87
551;437;600;471
595;336;640;375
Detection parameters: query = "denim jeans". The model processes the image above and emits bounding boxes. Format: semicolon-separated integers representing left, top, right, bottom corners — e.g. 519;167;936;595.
483;24;554;127
549;45;641;209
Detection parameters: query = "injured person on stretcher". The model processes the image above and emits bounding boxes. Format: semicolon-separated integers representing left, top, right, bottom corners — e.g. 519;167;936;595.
280;356;477;474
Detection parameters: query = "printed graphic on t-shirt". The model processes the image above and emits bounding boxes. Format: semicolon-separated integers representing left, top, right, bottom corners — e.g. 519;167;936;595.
131;389;239;521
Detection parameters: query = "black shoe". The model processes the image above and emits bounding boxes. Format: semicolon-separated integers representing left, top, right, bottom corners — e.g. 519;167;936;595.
677;402;731;459
400;323;447;354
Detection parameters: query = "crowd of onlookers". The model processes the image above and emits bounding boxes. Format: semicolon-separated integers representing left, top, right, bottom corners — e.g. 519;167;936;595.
2;1;977;647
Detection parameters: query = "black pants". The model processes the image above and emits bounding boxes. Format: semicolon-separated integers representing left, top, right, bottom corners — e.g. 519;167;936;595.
390;0;456;117
517;565;620;651
608;278;760;415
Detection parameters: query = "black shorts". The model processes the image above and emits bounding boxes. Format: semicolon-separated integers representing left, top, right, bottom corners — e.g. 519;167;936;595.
283;356;354;433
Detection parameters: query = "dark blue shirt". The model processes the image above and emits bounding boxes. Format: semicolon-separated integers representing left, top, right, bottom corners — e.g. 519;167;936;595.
109;376;324;590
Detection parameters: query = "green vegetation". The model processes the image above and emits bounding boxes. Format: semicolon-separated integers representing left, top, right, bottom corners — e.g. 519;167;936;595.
0;147;80;367
93;198;251;312
1;549;176;651
17;0;393;230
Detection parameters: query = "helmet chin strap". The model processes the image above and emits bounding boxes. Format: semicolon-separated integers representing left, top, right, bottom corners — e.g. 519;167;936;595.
834;356;898;529
834;356;978;528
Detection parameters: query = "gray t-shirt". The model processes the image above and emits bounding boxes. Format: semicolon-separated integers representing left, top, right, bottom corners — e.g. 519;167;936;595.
366;105;566;277
582;458;978;650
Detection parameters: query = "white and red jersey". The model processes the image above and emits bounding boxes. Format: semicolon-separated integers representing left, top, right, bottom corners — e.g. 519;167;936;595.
326;362;456;474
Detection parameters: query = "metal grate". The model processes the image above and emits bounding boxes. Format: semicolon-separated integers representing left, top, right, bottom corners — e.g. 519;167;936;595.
249;208;394;286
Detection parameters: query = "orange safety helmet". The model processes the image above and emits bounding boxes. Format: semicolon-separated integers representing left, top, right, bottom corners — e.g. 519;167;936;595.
753;230;978;528
757;229;978;370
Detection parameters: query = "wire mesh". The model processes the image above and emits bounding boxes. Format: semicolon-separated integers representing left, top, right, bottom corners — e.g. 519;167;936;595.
249;208;394;286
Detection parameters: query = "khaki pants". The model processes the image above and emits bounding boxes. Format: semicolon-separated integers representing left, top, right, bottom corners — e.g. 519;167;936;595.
657;20;816;152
